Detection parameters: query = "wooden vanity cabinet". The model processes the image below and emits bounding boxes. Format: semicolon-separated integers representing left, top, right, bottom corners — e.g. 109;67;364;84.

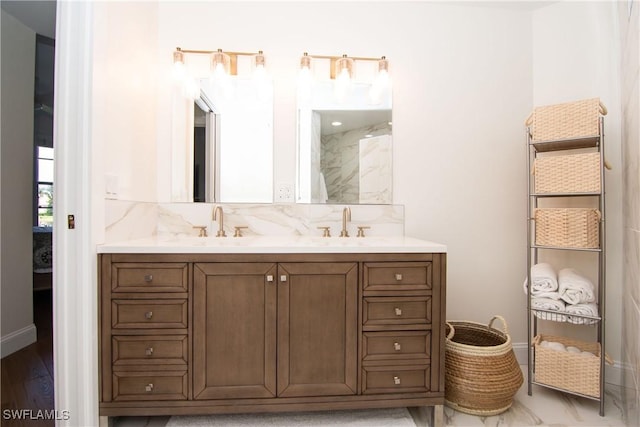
99;252;446;422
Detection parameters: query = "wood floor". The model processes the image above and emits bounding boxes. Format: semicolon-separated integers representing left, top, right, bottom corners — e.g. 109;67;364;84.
1;290;54;427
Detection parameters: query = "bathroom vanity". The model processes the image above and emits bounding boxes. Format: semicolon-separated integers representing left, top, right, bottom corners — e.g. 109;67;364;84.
97;236;446;425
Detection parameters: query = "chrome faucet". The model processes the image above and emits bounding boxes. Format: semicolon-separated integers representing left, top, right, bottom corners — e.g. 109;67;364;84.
212;206;226;237
340;206;351;237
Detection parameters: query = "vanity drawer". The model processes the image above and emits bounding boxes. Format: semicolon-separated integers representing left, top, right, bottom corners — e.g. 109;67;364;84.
112;300;187;329
112;370;187;401
363;296;431;329
363;262;432;292
111;263;188;293
362;331;431;362
362;364;430;394
113;335;187;366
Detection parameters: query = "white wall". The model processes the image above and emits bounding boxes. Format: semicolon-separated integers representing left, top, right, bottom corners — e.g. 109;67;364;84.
94;2;159;203
1;10;37;357
155;1;534;345
532;0;623;369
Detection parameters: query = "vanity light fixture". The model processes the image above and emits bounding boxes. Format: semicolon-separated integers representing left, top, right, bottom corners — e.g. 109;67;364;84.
331;121;342;126
297;52;390;104
172;47;267;94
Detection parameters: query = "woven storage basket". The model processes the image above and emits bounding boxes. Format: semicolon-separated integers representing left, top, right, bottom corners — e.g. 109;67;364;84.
534;208;600;248
534;152;601;194
533;334;612;398
445;316;523;416
528;98;605;142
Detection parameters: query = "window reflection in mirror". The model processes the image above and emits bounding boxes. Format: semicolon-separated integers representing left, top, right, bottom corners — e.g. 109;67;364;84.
297;81;392;204
192;77;274;203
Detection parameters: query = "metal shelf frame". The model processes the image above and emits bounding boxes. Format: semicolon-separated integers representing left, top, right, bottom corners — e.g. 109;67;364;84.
526;117;606;416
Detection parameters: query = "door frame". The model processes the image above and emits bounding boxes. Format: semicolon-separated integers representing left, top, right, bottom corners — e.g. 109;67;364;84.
53;1;99;425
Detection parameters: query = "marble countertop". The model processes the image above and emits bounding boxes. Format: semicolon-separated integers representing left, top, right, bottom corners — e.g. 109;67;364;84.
96;235;447;254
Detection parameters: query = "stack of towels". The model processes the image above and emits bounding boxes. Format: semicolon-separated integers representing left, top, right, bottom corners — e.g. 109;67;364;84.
539;339;597;357
524;263;598;324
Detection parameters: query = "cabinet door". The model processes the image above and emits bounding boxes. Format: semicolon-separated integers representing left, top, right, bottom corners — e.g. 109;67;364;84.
193;263;277;399
277;262;358;397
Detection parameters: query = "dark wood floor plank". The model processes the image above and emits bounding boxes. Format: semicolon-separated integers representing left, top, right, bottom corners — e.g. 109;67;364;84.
1;290;54;427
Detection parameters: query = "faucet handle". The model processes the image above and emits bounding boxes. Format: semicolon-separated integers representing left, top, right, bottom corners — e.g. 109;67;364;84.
193;226;208;237
356;226;371;238
317;226;331;238
233;226;248;237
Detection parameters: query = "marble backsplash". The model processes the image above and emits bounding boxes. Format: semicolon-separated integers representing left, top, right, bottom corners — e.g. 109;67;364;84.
104;199;404;243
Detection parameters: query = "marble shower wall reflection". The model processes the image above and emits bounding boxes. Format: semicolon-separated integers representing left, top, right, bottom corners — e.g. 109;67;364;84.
104;199;404;243
320;122;392;204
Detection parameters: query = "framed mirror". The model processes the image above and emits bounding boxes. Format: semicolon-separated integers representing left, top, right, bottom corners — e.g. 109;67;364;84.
171;55;274;203
297;80;392;204
193;78;274;203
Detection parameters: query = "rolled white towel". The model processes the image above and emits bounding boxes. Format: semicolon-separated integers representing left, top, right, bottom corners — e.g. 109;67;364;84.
546;341;567;352
525;263;558;295
531;297;567;321
566;302;599;325
566;346;582;353
523;282;562;300
558;268;596;304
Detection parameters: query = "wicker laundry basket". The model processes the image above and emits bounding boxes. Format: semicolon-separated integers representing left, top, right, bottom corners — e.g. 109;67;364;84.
534;208;601;249
445;316;523;416
533;334;613;398
526;98;607;142
533;152;601;194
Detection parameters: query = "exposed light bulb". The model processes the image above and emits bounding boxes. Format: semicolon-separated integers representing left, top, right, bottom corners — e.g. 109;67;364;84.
333;55;353;104
172;48;186;81
369;56;390;105
297;53;313;106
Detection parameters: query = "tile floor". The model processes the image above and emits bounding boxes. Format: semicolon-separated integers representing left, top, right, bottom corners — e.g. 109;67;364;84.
112;367;631;427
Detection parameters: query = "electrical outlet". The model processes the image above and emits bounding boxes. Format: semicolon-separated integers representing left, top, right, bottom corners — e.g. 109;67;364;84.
276;183;293;202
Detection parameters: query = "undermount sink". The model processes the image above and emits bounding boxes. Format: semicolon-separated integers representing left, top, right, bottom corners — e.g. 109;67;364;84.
97;234;447;254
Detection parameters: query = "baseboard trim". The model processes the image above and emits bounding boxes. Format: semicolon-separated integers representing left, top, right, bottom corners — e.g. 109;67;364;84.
1;323;37;358
512;341;627;387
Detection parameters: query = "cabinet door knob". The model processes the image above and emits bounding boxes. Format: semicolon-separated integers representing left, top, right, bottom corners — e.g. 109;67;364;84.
144;274;153;282
145;383;154;392
145;311;153;320
394;342;401;351
145;347;154;356
395;273;403;281
266;275;274;282
394;307;402;316
393;376;401;385
280;275;287;282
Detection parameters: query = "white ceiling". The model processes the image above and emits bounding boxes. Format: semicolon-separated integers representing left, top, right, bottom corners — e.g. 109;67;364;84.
1;1;56;39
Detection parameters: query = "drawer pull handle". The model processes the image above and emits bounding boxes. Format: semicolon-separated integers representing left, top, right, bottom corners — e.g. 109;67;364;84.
144;275;153;282
280;275;287;282
393;376;401;385
395;273;403;281
394;307;402;316
145;383;154;392
145;311;153;320
145;347;154;356
394;342;401;351
266;275;274;282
